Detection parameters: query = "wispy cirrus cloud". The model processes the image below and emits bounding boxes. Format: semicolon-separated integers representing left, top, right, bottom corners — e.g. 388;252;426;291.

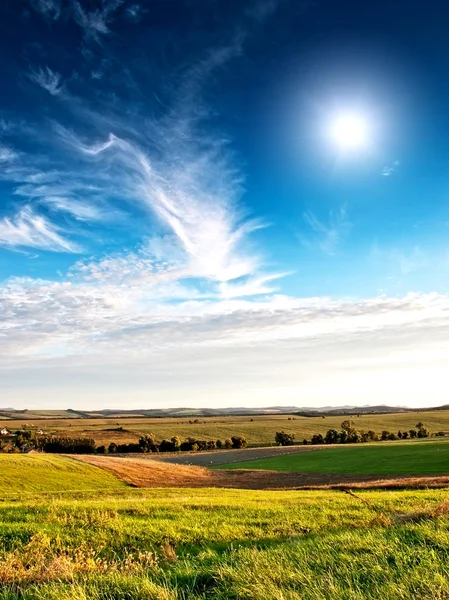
30;0;61;20
73;0;125;39
302;206;351;255
41;196;113;221
28;66;63;96
0;207;81;253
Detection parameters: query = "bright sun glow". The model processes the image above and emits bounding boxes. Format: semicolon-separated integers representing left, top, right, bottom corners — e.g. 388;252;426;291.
329;112;370;150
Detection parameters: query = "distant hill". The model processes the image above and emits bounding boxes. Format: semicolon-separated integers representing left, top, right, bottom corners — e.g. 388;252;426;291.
0;404;444;420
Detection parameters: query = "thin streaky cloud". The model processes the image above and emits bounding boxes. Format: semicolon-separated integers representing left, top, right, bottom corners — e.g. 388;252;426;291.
0;207;81;253
28;67;63;96
302;206;350;255
41;196;109;221
72;0;125;40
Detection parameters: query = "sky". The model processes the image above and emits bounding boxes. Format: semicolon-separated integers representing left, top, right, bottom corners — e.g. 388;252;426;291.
1;0;449;410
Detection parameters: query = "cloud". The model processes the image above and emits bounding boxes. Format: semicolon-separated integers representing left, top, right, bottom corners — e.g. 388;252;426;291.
0;207;81;253
2;273;449;409
381;160;400;177
41;196;111;221
302;206;350;255
125;4;142;22
28;67;63;96
30;0;61;20
54;117;268;284
72;0;125;39
0;146;18;162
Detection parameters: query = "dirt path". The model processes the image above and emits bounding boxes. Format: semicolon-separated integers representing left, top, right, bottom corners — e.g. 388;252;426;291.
153;445;321;466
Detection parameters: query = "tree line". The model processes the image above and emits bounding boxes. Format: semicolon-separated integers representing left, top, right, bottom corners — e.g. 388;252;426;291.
275;421;434;446
0;430;248;454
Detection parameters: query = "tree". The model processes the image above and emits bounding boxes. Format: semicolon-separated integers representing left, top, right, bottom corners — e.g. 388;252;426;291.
324;429;339;444
139;434;158;453
160;439;174;452
381;430;390;441
416;422;430;438
275;431;295;446
231;436;247;449
216;439;223;449
341;420;355;432
108;442;118;453
409;429;417;438
171;436;182;452
311;433;324;445
224;439;233;449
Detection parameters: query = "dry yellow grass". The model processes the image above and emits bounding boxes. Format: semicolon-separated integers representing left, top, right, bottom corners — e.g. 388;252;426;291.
74;455;219;488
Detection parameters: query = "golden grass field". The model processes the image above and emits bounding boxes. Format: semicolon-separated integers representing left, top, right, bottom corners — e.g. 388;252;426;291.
2;409;449;446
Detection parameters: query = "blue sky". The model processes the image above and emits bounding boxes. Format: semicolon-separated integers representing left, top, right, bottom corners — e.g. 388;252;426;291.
1;0;449;409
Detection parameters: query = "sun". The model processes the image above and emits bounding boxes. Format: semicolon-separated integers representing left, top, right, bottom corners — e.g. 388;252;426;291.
329;112;370;150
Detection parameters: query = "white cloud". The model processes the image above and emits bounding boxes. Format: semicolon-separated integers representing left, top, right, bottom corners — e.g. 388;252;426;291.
41;196;113;221
302;206;350;255
1;276;449;408
29;67;62;96
0;146;18;162
0;207;81;253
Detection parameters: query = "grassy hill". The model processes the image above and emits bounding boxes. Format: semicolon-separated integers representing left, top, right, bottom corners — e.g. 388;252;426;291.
0;454;127;495
2;485;449;599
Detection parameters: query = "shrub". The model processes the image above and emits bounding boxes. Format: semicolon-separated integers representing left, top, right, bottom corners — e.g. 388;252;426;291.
216;439;223;449
116;443;142;453
224;439;233;449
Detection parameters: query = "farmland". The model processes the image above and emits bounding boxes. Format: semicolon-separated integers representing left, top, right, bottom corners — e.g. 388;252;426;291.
2;409;449;447
218;439;449;477
4;434;449;598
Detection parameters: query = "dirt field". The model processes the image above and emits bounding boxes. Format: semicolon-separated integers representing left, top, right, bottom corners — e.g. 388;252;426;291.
75;455;449;491
155;444;319;466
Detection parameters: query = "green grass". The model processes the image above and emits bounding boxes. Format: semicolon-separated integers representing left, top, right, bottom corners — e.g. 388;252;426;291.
2;486;449;599
0;454;127;495
218;440;449;476
2;409;449;447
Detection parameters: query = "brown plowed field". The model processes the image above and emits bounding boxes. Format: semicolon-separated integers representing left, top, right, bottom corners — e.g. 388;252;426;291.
74;455;449;490
155;444;320;466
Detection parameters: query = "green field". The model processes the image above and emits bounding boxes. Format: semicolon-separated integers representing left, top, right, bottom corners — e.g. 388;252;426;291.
2;483;449;599
1;409;449;447
218;440;449;476
0;454;127;495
